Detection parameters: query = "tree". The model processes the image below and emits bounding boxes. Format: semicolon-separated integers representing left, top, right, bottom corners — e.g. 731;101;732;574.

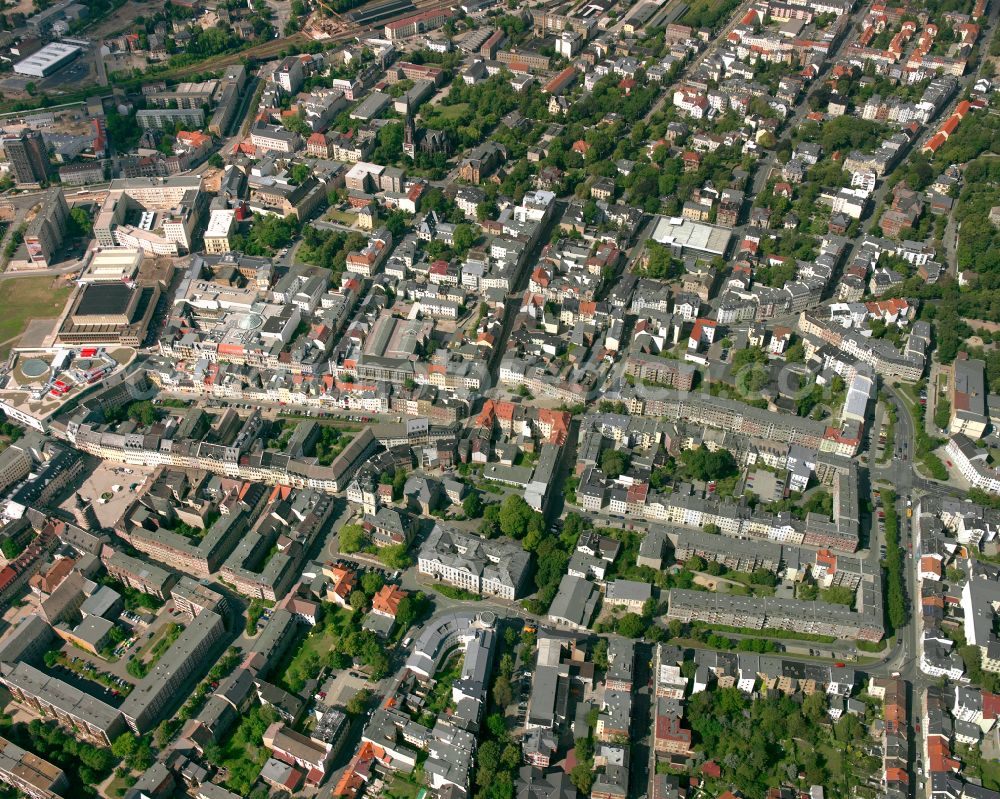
463;490;484;519
346;689;370;715
289;163;311;185
208;153;224;168
592;638;609;670
339;523;366;553
570;763;594;794
111;734;136;762
361;572;384;596
600;448;628;479
493;675;513;708
452;223;477;256
499;495;534;538
380;544;412;570
126;400;159;427
68;207;92;237
678;445;738;482
154;719;178;749
349;590;367;611
685;555;707;572
616;613;647;638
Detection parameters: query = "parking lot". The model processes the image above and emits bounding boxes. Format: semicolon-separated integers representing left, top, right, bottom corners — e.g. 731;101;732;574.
61;459;152;528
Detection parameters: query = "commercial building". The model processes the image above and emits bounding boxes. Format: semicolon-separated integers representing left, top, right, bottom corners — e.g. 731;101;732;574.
1;129;49;186
204;209;237;254
57;281;160;347
950;356;989;438
547;574;599;630
13;42;81;78
650;215;733;258
94;175;203;256
384;8;454;40
79;248;143;284
24;188;69;266
118;610;225;732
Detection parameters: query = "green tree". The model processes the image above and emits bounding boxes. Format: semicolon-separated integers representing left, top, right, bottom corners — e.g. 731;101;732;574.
616;613;647;638
349;590;367;611
346;690;370;715
361;572;384;596
463;490;484;518
68;206;93;237
339;523;366;553
600;448;628;478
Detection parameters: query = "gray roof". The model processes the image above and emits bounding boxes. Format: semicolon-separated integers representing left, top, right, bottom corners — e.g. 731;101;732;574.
547;575;599;628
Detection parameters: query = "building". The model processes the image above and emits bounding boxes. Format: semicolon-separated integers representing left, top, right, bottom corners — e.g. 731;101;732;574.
94;175;203;256
24;188;69;266
417;525;529;600
273;56;304;94
263;723;335;785
0;735;69;799
57;281;160;347
118;610;225;733
136;108;206;130
385;8;454;40
13;42;81;77
80;248;143;284
2;129;49;186
58;160;106;186
605;579;652;612
204;209;237;254
547;574;599;630
950;356;989;438
649;215;732;258
0;662;126;745
103;550;177;600
666;588;883;642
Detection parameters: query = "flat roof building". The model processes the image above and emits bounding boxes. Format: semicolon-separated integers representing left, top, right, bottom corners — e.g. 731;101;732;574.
650;215;732;258
14;42;81;77
951;356;988;438
80;249;143;284
118;609;225;733
0;735;69;799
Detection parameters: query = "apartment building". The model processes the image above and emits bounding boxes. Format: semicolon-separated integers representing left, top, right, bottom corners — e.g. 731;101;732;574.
666;589;884;642
0;736;69;799
103;550;177;599
0;662;126;745
136;107;206;130
118;610;225;733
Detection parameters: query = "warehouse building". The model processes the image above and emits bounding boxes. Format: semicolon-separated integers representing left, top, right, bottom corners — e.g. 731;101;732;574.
13;42;82;77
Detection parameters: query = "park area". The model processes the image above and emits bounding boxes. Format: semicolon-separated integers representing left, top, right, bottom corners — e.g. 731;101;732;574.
0;277;72;357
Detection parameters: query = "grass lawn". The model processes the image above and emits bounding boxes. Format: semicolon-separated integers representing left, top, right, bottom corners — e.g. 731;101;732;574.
979;756;1000;791
277;606;353;693
424;651;463;715
326;208;357;225
137;621;182;662
105;772;133;799
425;102;469;122
0;277;72;355
385;776;422;799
